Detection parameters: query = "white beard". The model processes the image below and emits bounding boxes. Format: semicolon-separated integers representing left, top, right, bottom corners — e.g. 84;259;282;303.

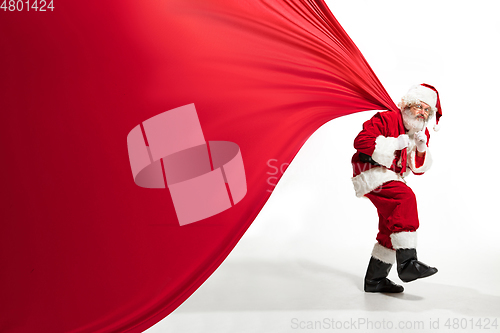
402;108;426;134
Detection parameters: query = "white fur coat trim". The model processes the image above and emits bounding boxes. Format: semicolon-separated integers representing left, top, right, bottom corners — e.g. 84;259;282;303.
372;136;399;168
408;147;433;174
390;231;417;249
352;167;403;197
371;242;396;264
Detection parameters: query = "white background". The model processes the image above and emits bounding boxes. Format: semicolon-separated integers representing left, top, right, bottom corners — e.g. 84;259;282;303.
147;1;500;332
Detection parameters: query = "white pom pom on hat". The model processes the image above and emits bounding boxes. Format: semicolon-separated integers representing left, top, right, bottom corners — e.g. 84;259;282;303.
402;83;442;131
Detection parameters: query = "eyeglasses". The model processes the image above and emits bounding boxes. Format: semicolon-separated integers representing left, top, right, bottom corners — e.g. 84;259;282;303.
411;104;431;114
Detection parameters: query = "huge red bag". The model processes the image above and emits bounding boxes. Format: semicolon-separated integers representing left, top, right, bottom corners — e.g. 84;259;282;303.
0;1;398;332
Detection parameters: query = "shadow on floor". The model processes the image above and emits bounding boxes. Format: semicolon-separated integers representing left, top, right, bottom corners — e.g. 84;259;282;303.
176;258;500;317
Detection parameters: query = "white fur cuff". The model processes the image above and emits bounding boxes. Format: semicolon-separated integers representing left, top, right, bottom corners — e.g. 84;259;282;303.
371;243;396;264
372;136;398;168
408;148;433;174
390;231;417;249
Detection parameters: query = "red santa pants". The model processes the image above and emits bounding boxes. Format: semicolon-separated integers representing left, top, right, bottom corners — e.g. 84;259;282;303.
364;180;419;250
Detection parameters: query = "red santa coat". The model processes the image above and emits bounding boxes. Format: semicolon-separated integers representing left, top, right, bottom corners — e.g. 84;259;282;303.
351;110;432;197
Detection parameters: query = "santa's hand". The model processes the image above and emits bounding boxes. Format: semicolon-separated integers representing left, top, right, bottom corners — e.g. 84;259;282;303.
414;131;427;152
397;134;409;150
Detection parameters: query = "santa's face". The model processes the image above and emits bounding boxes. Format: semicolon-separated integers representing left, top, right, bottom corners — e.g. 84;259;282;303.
403;101;431;131
410;102;431;121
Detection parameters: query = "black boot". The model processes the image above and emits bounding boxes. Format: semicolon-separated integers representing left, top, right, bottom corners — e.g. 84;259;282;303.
364;257;404;293
396;248;438;283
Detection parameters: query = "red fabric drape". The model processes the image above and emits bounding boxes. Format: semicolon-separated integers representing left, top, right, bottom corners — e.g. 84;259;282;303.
1;1;399;332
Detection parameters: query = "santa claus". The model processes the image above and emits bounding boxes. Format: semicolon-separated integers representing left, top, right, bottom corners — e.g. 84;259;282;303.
351;84;442;293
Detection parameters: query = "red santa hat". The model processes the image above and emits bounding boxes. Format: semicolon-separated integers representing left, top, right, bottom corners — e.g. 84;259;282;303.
401;83;442;131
